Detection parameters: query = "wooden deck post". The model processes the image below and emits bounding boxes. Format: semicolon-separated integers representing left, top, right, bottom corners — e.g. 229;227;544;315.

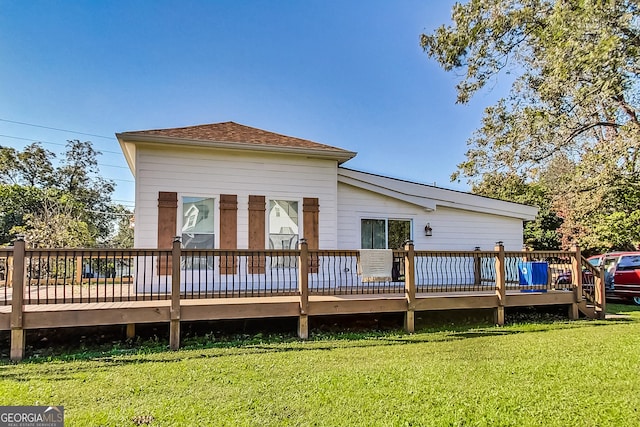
126;323;136;340
404;241;416;333
6;254;13;286
473;247;481;286
170;236;182;351
75;255;83;284
10;236;26;361
569;244;582;320
298;239;309;339
494;242;505;326
595;262;606;320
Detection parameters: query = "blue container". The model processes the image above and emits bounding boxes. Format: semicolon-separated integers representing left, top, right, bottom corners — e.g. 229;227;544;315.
518;261;548;292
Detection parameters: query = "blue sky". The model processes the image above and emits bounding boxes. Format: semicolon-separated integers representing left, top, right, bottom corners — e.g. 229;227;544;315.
0;1;508;209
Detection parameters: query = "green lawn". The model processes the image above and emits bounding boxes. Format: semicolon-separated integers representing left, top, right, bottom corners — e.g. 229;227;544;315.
2;305;640;426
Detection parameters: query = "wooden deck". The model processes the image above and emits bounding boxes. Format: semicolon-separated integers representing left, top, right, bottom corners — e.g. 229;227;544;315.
0;289;577;332
1;240;605;361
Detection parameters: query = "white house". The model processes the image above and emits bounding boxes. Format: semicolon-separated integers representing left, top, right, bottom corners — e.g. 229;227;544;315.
116;121;537;254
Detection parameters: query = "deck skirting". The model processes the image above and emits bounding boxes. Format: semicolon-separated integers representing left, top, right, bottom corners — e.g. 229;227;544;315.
0;289;577;331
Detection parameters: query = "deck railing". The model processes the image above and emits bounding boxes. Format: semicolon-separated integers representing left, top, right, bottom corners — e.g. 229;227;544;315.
0;239;603;306
0;247;10;306
18;248;173;304
580;254;606;314
180;249;300;298
2;237;608;361
309;250;406;295
415;250;498;293
504;250;576;292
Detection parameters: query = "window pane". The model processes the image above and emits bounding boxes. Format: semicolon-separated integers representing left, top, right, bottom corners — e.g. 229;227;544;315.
388;220;411;249
373;220;385;249
181;233;215;249
268;200;299;247
182;197;215;249
269;200;299;267
361;219;386;249
618;255;640;270
269;200;299;235
361;220;373;249
182;197;215;234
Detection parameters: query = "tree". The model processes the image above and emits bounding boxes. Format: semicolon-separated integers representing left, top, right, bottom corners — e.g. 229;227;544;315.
0;141;124;247
0;184;46;245
105;207;135;248
55;140;116;240
472;172;562;249
11;196;94;248
0;143;55;186
422;0;639;251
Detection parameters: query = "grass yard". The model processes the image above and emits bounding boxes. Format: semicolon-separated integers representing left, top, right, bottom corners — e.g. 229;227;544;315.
1;305;640;426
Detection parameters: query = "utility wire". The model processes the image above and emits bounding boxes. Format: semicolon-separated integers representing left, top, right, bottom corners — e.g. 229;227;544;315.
86;210;134;216
0;133;124;155
0;118;114;140
0;119;137;202
101;163;129;169
0;135;133;181
0;133;65;147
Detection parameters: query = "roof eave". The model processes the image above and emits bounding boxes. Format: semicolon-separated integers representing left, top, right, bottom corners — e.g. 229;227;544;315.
338;168;539;221
115;133;357;164
116;135;136;176
338;174;437;211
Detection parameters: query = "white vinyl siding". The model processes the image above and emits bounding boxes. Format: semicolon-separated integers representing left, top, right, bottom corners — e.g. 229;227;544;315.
338;183;524;251
132;143;528;252
134;145;338;249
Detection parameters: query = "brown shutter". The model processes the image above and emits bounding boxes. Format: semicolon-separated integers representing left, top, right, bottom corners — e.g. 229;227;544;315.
303;197;319;273
219;194;238;274
248;195;266;274
157;192;178;275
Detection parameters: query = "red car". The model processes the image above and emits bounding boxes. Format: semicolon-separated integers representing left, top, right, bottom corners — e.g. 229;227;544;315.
587;252;640;305
555;255;601;286
556;252;640;305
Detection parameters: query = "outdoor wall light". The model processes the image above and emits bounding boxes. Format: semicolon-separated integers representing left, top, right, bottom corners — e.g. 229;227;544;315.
424;223;433;237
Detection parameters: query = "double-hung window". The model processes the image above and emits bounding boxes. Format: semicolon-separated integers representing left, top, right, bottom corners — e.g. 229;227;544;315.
181;196;215;269
268;200;299;267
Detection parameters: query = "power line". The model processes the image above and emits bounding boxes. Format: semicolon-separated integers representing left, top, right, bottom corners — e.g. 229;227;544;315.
0;133;65;147
101;163;129;169
0;134;134;184
86;210;134;216
0;133;124;155
0;118;114;140
0;121;137;194
0;134;133;180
